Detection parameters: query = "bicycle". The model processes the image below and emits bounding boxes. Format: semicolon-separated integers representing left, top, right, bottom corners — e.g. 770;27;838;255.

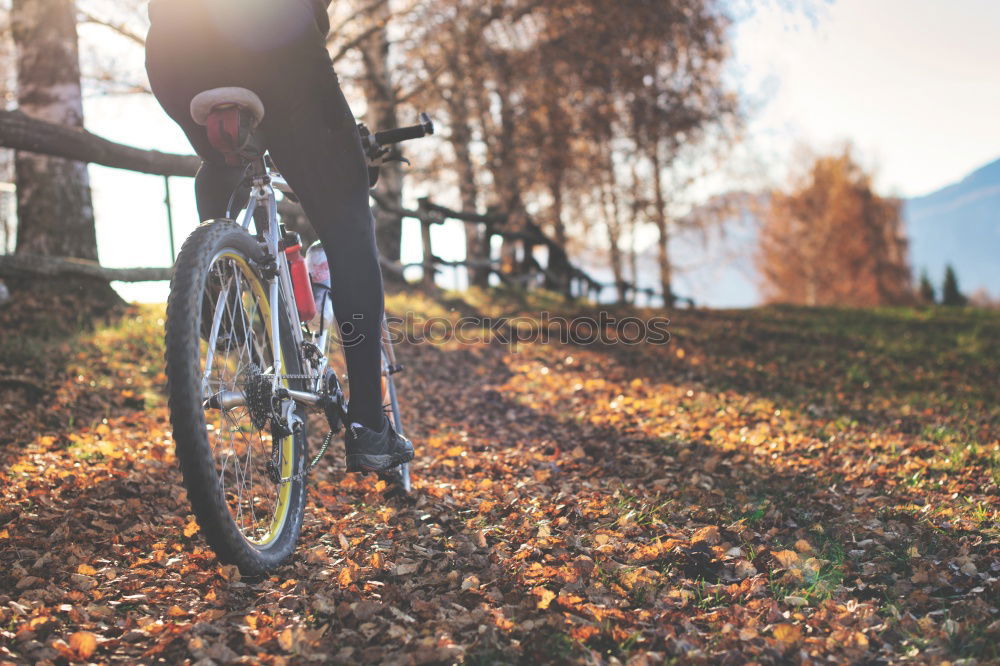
165;86;433;576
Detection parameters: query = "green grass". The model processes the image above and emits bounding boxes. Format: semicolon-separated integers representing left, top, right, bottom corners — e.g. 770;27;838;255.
608;488;673;528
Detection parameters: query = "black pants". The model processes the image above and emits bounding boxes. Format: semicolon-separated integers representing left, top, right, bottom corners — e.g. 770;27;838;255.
146;0;386;430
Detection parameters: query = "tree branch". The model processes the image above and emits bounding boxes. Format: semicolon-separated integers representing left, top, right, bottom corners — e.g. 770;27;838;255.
78;10;147;47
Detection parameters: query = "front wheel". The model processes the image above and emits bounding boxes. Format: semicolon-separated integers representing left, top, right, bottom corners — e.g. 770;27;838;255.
381;325;411;493
165;220;307;576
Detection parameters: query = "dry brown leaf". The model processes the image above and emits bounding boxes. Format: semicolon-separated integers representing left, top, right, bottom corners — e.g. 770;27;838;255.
69;631;98;659
218;565;241;583
533;587;556;609
772;550;801;569
692;525;720;545
278;627;295;651
773;623;802;644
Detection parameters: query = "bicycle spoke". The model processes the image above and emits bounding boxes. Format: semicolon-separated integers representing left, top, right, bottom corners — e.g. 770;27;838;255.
200;252;287;545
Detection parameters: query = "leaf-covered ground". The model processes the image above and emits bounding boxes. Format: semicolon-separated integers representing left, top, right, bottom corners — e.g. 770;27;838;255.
1;290;998;664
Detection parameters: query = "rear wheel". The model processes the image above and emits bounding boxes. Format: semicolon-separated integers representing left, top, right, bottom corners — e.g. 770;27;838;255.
166;220;307;576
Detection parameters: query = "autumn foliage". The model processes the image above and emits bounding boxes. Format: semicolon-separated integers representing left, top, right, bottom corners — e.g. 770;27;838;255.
758;147;913;307
1;290;998;663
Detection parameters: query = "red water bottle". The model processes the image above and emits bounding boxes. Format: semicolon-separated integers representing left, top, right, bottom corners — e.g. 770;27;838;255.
283;234;317;322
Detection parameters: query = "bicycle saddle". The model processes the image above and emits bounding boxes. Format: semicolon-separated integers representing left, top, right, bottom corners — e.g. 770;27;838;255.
190;87;266;165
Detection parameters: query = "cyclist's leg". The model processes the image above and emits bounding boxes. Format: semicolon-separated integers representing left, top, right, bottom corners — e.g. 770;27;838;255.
261;62;387;432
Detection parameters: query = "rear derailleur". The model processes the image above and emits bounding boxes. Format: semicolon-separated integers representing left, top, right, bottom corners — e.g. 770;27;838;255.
239;365;346;484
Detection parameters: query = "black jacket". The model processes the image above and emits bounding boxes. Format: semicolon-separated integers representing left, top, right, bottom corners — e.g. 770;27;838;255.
302;0;332;36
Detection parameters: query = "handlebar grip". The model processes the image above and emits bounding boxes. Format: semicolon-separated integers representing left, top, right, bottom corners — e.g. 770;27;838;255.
374;113;435;146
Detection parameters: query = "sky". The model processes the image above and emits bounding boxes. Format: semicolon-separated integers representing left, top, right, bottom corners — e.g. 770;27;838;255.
732;0;1000;198
71;0;1000;303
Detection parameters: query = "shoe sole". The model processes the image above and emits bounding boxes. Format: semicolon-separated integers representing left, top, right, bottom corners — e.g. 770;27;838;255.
346;450;414;474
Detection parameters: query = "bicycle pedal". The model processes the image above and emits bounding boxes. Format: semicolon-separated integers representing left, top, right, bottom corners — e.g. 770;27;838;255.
376;466;403;483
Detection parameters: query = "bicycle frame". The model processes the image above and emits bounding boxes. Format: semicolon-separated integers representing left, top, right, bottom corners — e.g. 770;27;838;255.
212;155;333;410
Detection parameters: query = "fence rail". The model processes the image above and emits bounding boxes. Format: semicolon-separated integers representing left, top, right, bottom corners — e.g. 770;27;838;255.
0;254;173;282
0;109;687;305
0;110;199;177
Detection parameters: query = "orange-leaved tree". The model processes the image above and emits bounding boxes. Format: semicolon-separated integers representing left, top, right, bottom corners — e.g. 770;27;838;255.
757;146;912;307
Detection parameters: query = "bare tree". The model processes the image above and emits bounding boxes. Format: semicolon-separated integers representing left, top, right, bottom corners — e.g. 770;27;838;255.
354;0;405;269
10;0;101;269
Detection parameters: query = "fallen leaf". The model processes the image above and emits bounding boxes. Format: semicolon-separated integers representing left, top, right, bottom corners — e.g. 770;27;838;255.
533;587;556;609
69;631;98;659
772;550;801;569
278;627;295;651
773;623;801;644
692;525;720;545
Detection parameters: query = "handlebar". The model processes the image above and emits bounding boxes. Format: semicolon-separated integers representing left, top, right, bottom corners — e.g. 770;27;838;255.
374;113;435;146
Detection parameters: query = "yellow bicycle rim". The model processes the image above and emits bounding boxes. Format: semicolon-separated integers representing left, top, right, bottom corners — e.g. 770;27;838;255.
217;252;293;547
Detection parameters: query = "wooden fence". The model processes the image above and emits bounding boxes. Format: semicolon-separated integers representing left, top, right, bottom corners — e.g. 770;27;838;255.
0;109;684;307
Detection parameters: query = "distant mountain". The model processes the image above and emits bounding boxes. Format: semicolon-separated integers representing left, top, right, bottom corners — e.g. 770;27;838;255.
903;158;1000;298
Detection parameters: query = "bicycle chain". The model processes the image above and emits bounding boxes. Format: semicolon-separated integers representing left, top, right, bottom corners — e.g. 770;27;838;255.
273;429;336;485
260;372;340;484
258;371;354;484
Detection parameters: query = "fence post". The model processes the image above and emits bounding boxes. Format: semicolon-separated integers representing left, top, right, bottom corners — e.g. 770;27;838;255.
164;176;176;263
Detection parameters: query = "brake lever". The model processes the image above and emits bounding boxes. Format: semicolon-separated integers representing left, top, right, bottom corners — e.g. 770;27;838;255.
383;152;411;167
367;147;410;168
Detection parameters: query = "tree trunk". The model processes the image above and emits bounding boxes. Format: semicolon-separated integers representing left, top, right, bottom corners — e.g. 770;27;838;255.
0;53;14;256
600;177;625;305
445;88;489;287
485;51;527;279
651;142;674;307
543;165;573;296
11;0;97;262
358;7;403;272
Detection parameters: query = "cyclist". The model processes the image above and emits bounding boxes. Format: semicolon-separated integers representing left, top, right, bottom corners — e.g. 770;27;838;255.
145;0;413;473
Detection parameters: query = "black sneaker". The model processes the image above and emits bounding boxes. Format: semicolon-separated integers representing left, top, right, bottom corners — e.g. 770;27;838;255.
345;418;414;473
